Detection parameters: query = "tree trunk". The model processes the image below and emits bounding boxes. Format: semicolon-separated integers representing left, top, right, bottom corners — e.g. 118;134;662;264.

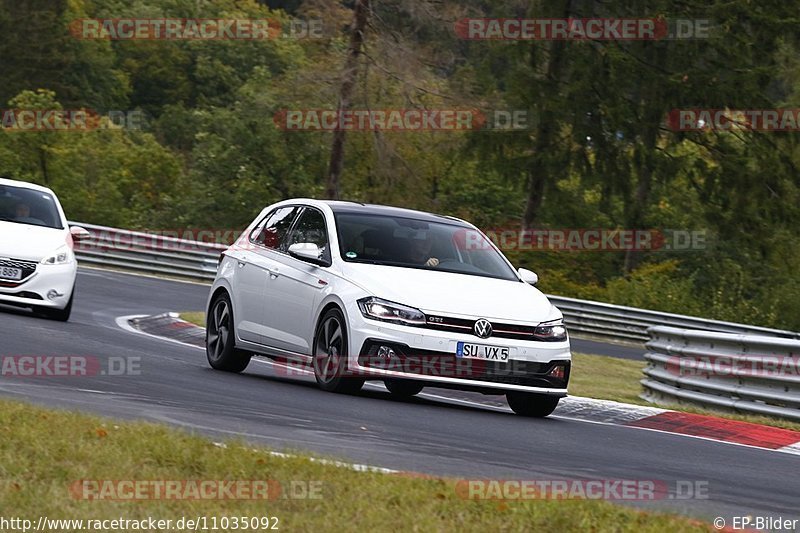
325;0;370;200
522;0;572;228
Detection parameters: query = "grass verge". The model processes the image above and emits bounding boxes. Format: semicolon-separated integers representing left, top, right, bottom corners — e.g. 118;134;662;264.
0;399;708;531
180;311;206;328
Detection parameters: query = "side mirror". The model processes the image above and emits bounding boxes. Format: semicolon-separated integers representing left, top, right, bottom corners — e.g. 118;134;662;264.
288;242;324;264
69;226;91;241
518;267;538;285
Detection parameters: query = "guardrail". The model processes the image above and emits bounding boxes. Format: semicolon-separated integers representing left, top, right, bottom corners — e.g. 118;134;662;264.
546;295;800;342
71;221;224;282
641;326;800;421
69;221;800;344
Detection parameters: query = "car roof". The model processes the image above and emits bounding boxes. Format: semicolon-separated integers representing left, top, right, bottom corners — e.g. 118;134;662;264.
0;177;56;195
319;200;470;226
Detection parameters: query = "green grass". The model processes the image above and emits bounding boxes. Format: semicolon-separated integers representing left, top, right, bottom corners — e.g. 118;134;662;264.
0;399;709;532
179;312;800;432
180;311;206;328
569;352;646;405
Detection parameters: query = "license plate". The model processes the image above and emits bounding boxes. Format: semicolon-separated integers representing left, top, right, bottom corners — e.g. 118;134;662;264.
456;342;509;361
0;266;22;280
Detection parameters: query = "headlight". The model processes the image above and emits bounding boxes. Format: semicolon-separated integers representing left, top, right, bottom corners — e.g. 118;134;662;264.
357;297;426;325
534;319;568;341
41;245;72;265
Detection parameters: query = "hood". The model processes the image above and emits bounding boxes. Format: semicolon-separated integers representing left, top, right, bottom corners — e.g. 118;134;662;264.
342;262;559;323
0;221;69;262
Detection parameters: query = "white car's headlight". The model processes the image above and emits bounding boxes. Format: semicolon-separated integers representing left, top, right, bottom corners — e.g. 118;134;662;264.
41;245;73;265
358;297;426;325
533;319;568;342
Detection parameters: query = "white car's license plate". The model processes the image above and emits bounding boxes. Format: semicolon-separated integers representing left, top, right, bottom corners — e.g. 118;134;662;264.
0;266;22;280
456;341;509;361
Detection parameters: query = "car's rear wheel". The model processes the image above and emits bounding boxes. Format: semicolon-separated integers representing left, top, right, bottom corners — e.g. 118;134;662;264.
313;308;363;394
38;291;73;322
206;293;251;373
384;379;424;398
506;392;560;417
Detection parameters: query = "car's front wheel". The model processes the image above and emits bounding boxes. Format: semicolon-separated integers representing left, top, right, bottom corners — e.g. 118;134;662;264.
506;392;560;417
313;308;363;394
384;379;424;398
206;293;251;373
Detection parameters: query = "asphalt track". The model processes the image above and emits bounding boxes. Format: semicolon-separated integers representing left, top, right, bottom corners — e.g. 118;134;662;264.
0;269;798;525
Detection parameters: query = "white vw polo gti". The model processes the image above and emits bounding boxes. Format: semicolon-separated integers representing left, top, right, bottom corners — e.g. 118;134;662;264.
206;199;571;417
0;177;90;321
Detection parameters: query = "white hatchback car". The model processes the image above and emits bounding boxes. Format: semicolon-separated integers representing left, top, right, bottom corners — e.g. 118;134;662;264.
206;199;571;416
0;178;90;321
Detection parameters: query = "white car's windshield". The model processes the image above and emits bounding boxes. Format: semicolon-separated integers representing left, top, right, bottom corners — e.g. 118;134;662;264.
335;212;518;281
0;184;63;230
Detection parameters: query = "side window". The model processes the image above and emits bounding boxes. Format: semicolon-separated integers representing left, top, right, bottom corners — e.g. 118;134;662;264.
286;208;331;264
249;207;299;250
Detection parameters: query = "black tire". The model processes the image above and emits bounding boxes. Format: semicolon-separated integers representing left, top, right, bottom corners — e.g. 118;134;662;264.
384;379;424;398
206;292;251;373
38;291;73;322
313;308;363;394
506;392;560;417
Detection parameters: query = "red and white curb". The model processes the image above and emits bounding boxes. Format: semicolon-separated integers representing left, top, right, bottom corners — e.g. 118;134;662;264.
119;313;800;457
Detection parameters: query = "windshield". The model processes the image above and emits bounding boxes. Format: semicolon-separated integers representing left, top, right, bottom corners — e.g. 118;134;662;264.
335;212;518;281
0;185;64;230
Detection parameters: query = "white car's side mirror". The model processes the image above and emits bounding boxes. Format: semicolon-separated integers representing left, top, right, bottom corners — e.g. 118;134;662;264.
518;267;538;285
69;226;91;241
288;242;323;263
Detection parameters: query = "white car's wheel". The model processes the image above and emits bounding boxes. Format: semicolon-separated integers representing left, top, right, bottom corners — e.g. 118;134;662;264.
38;290;73;322
506;392;560;417
206;293;251;373
313;308;363;394
384;379;424;398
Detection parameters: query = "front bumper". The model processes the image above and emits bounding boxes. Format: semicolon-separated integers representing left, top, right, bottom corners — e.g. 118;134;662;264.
346;308;571;395
0;261;77;310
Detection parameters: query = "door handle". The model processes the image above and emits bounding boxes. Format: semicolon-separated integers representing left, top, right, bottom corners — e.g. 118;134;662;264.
266;266;280;277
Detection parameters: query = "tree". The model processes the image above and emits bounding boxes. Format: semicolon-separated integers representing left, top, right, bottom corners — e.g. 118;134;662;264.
326;0;371;199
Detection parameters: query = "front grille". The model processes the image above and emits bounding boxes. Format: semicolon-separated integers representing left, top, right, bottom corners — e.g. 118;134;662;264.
422;315;540;341
0;257;38;284
358;340;570;389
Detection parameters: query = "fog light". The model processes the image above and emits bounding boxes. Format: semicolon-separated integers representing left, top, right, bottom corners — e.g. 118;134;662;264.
377;346;396;359
547;364;565;380
46;289;63;300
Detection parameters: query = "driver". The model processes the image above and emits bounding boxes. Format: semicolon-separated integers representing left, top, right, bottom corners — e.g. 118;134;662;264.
15;202;30;219
408;231;440;267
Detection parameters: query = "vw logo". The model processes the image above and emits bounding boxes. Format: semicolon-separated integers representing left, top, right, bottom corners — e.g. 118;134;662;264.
473;318;493;339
